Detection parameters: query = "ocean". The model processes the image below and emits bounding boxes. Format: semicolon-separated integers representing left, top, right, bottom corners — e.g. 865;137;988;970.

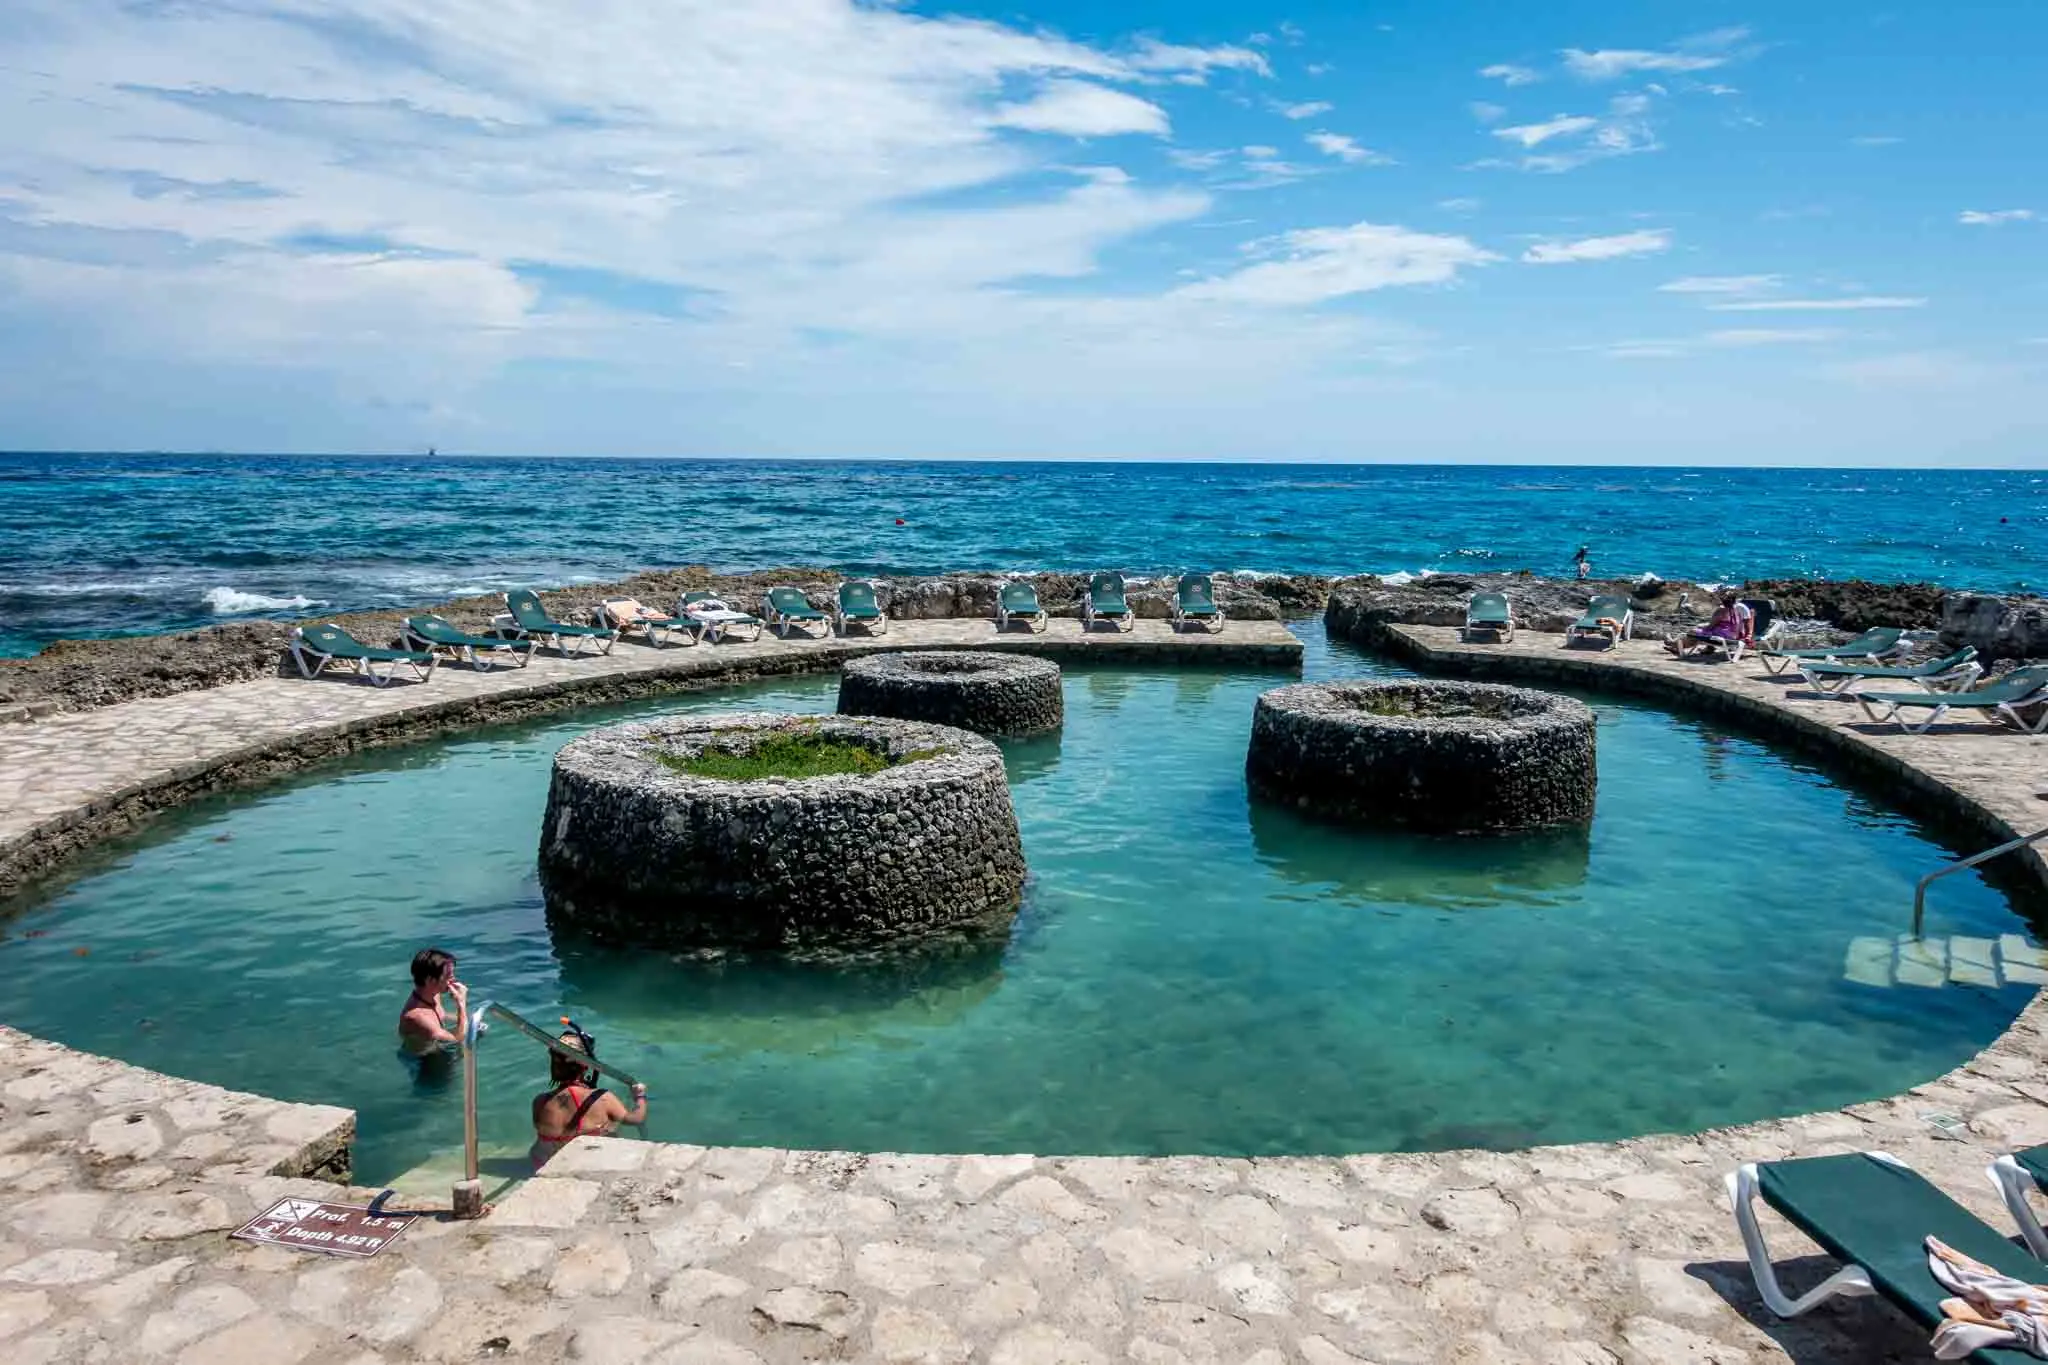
0;452;2039;658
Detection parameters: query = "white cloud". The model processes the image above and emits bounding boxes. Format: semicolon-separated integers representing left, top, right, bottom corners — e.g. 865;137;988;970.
992;81;1169;137
1493;115;1599;148
1659;274;1781;295
1306;132;1390;165
1710;297;1927;312
1482;92;1659;171
1275;100;1332;119
1479;63;1541;86
1469;101;1507;124
1703;328;1839;347
1562;48;1726;80
1561;28;1750;81
1850;135;1902;147
1523;229;1672;265
1437;198;1482;214
1242;144;1280;158
1127;38;1272;83
1175;222;1497;306
1959;209;2036;226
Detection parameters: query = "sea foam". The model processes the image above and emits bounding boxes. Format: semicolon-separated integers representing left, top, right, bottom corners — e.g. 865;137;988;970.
204;587;324;615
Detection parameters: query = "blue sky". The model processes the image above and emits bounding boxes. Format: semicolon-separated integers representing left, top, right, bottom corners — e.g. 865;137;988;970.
0;1;2041;464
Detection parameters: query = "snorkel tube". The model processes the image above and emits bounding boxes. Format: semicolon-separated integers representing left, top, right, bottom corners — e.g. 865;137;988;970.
558;1015;602;1088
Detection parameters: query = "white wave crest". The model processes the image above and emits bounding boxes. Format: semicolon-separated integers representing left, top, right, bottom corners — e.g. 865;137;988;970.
203;587;324;615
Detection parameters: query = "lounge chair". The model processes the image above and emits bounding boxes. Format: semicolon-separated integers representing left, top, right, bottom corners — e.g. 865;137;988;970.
1798;646;1981;698
765;586;829;639
1081;572;1134;633
1729;1149;2045;1360
498;589;618;657
996;580;1047;633
1464;591;1515;643
598;597;694;648
1855;664;2048;735
289;623;436;686
1565;595;1632;649
402;614;535;669
1688;598;1780;663
1993;1147;2048;1260
1760;626;1907;677
833;581;889;636
679;591;763;644
1171;574;1224;634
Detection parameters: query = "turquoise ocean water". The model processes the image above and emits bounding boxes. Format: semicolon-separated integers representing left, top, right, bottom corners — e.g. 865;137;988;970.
1;453;2040;656
0;625;2037;1180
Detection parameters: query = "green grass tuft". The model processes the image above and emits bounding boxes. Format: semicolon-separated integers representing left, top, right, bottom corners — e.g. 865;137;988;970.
656;733;938;780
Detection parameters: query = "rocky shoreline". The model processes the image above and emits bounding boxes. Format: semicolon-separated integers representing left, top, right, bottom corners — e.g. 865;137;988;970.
0;563;2041;717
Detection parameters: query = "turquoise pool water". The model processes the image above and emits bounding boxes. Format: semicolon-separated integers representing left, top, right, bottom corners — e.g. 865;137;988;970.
1;626;2039;1181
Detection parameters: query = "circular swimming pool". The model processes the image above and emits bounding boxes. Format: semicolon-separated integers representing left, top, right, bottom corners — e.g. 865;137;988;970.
0;625;2039;1183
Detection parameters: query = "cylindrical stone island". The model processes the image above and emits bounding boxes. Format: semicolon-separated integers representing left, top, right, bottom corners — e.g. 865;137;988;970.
539;712;1027;950
838;650;1063;736
1246;680;1596;834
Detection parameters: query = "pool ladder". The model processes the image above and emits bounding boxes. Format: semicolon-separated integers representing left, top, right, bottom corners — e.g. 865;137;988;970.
1910;821;2048;940
454;1000;645;1219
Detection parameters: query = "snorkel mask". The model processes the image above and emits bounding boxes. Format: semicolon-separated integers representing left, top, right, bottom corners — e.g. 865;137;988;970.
558;1016;601;1088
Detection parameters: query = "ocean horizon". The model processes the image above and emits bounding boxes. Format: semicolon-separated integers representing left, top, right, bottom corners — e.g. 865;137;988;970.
2;451;2039;657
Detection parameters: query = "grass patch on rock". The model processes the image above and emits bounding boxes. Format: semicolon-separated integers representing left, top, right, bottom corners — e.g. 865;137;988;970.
657;733;945;780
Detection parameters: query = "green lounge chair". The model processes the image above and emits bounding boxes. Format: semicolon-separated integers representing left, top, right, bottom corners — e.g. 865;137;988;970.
1761;626;1906;677
765;585;829;638
500;588;618;657
289;623;436;686
1730;1150;2043;1360
833;581;888;636
1799;646;1980;698
679;591;763;644
402;614;534;669
1565;595;1632;649
996;580;1047;633
1856;663;2048;735
1993;1147;2048;1260
1081;572;1134;633
1171;574;1224;633
1464;591;1515;643
599;596;694;648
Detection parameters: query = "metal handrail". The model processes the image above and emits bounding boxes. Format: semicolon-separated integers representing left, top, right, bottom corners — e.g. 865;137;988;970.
454;1000;646;1218
1913;827;2048;938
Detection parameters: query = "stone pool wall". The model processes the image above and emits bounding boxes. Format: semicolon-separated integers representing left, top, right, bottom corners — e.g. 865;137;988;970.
1246;680;1597;833
837;652;1063;736
538;712;1027;950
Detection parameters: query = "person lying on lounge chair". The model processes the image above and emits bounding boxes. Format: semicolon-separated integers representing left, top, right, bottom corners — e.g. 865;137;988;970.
1666;593;1749;659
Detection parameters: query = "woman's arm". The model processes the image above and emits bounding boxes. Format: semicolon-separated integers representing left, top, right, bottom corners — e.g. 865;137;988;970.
611;1083;649;1127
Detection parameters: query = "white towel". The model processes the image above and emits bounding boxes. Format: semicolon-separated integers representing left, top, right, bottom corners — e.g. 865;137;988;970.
1927;1235;2048;1359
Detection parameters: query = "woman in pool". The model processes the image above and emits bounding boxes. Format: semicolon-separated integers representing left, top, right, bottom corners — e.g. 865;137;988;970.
1666;592;1751;659
531;1027;648;1169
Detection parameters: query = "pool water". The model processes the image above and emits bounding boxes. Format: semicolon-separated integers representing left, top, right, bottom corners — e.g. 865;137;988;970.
1;625;2039;1182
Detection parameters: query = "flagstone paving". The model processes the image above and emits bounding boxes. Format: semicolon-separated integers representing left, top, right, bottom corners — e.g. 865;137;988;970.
3;621;2048;1363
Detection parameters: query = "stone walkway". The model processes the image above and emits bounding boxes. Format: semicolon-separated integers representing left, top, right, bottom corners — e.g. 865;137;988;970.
5;621;2048;1364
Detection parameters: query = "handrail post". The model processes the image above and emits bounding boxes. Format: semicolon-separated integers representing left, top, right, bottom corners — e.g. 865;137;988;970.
452;1000;488;1220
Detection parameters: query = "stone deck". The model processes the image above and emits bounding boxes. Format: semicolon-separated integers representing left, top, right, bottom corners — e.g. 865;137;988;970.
5;621;2048;1364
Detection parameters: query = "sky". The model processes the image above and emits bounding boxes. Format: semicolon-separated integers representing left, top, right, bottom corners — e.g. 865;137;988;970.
0;0;2042;465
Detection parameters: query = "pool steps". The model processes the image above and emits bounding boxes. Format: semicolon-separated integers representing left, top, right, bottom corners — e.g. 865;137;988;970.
1843;933;2048;989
